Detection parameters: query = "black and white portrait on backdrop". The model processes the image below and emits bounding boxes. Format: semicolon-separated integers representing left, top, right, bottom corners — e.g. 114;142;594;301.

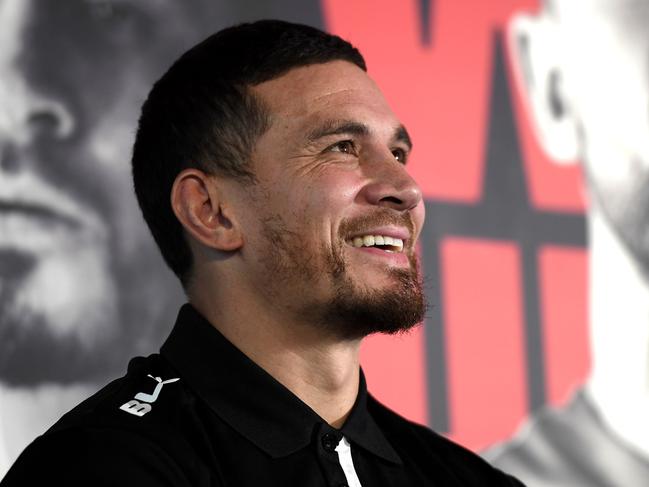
0;0;319;477
486;1;649;485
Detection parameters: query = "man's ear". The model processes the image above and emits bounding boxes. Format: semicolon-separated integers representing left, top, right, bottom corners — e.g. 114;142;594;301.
171;169;243;252
509;12;580;163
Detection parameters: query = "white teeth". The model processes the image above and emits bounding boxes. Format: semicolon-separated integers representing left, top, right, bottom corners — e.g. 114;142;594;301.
350;235;405;251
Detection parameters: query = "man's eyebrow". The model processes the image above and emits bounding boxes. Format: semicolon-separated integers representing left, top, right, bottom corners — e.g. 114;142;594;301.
306;119;413;151
306;119;370;142
395;125;413;151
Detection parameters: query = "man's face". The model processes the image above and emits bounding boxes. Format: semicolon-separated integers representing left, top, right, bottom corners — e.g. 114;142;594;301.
0;0;213;384
553;0;649;268
238;61;426;339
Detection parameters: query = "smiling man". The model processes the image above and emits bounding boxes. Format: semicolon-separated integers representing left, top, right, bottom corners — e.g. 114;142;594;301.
2;20;523;486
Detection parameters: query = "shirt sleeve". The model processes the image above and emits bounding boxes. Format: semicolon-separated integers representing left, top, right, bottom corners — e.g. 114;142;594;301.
1;427;201;487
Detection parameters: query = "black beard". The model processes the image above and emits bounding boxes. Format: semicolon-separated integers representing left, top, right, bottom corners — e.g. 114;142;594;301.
319;246;427;340
0;247;182;387
0;313;116;386
258;210;427;340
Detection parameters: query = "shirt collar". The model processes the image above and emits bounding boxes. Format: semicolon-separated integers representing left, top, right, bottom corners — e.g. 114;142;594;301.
160;304;401;464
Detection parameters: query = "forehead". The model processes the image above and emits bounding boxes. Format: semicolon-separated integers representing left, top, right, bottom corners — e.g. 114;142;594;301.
21;0;186;23
72;0;190;19
6;0;214;93
251;61;399;126
555;0;649;28
553;0;649;66
16;0;207;45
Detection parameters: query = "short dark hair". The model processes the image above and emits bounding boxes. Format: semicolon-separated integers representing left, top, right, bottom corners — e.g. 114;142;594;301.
132;20;366;287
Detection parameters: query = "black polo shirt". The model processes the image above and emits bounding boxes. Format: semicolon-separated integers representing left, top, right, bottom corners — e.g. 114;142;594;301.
3;305;524;486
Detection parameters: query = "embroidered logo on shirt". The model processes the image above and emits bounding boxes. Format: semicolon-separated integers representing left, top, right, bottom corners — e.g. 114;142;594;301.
119;375;180;417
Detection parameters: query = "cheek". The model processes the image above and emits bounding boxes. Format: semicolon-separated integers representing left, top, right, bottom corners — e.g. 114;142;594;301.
265;168;364;243
295;194;349;251
87;115;149;257
567;30;649;158
301;176;359;223
412;202;426;236
317;170;364;202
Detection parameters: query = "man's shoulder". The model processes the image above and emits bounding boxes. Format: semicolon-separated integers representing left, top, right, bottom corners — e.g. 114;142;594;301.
367;395;525;486
51;354;189;433
2;354;208;486
484;388;649;487
2;418;200;486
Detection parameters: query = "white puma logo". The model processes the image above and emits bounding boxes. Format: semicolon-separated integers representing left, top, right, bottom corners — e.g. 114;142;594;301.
119;374;180;417
135;375;180;403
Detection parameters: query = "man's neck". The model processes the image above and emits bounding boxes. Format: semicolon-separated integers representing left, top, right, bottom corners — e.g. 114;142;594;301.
586;207;649;458
191;290;361;429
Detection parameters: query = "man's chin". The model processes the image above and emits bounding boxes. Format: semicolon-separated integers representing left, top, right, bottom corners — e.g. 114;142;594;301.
0;319;119;386
321;266;427;340
0;252;122;386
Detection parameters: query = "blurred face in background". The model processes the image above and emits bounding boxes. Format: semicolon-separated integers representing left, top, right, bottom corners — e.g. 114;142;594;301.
0;0;223;384
513;0;649;271
557;1;649;268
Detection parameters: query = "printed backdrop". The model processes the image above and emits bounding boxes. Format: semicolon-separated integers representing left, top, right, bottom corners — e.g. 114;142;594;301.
338;0;588;450
3;0;619;481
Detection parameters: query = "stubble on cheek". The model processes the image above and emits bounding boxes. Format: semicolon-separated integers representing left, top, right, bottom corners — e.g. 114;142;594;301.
258;214;318;284
322;250;427;340
255;210;350;322
255;209;426;338
0;245;120;385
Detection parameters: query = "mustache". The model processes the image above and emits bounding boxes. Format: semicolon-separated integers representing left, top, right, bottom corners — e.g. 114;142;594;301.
338;209;415;241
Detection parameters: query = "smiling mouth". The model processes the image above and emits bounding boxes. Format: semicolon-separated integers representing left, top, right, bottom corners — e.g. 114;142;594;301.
347;234;404;253
0;200;82;229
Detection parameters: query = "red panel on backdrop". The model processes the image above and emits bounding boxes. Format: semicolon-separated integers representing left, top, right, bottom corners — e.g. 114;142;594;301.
360;241;428;425
322;0;583;209
323;0;588;449
539;246;590;405
323;0;494;202
360;328;428;425
441;237;527;450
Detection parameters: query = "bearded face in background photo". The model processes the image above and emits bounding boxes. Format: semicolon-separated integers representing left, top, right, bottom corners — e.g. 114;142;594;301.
0;0;188;386
0;0;322;384
0;1;323;473
485;1;649;485
511;0;649;268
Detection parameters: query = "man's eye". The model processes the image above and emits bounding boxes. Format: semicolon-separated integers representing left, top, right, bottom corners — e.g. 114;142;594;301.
392;148;408;164
328;140;356;155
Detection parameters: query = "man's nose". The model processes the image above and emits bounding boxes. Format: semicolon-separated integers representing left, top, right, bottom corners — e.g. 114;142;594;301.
0;0;75;171
0;77;75;171
360;155;423;212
